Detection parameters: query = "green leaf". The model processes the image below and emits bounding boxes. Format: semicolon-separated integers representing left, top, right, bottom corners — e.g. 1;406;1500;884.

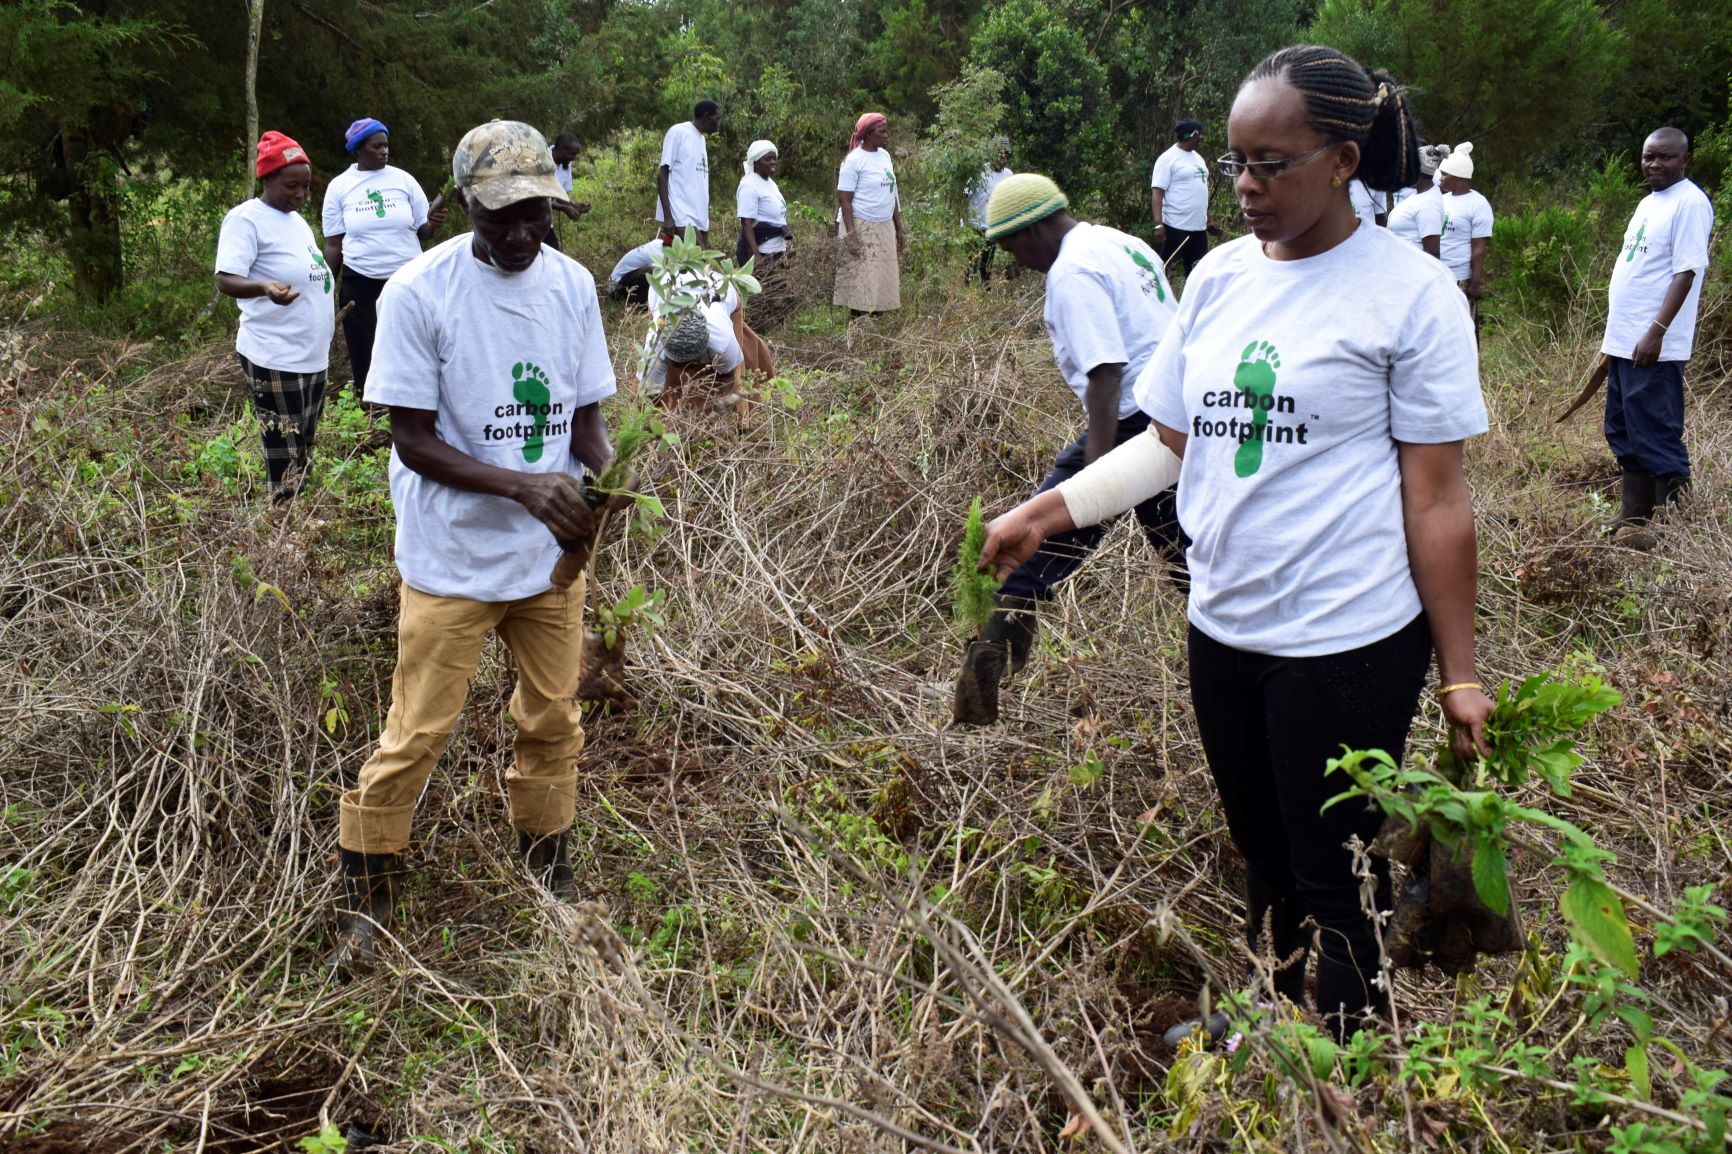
1068;750;1104;788
1305;1034;1339;1079
1624;1044;1651;1101
1615;1004;1654;1044
1561;875;1639;978
1471;838;1511;915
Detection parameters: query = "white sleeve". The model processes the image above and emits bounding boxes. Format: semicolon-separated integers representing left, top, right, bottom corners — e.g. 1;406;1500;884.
837;152;859;193
1135;307;1188;427
1056;428;1183;528
1417;198;1445;239
320;181;345;237
214;209;259;276
1472;200;1494;239
736;177;755;221
704;302;743;374
1150;153;1169;190
572;275;619;407
660;125;680;168
407;175;430;230
1388;276;1487;443
364;281;441;409
1671;196;1713;274
1047;270;1127;377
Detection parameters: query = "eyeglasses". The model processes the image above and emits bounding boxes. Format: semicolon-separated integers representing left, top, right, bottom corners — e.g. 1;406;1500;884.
1216;143;1338;181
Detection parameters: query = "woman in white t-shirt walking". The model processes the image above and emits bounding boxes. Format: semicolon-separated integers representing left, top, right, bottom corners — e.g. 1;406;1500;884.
1437;143;1494;322
834;113;905;315
736;139;792;275
320;118;445;390
979;45;1494;1039
1385;143;1451;257
215;131;336;502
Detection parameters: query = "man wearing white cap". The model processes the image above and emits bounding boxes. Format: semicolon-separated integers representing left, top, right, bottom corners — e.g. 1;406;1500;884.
1436;143;1493;317
1600;126;1714;542
333;120;618;972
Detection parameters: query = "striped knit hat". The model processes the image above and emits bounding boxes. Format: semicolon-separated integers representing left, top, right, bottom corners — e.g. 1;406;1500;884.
983;173;1069;241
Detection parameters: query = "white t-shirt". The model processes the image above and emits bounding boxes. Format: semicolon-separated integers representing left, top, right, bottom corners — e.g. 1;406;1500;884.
367;236;617;601
657;121;711;230
320;164;431;279
550;148;573;194
1150;143;1210;231
1389;186;1418;207
1349;180;1387;229
735;172;789;254
837;148;899;223
214;198;335;373
966;164;1014;229
1602;179;1714;362
1438;189;1494;281
1137;226;1487;656
1387;185;1445;249
610;239;663;287
1045;223;1178;420
642;281;742;387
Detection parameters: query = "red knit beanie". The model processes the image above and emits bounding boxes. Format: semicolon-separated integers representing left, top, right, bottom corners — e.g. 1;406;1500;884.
256;131;309;178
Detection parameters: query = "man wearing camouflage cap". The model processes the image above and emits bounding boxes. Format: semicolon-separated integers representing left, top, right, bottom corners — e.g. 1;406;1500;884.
333;120;617;973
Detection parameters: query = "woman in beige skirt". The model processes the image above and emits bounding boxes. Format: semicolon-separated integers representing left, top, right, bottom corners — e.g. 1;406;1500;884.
834;112;905;314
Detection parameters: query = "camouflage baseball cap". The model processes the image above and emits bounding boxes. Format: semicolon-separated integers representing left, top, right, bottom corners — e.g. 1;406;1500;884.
452;120;570;210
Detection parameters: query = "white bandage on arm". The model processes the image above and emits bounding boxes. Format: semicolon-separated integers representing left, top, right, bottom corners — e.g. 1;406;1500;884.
1055;426;1183;528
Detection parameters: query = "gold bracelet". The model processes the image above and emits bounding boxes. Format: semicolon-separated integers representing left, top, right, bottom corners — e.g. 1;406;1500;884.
1436;682;1483;700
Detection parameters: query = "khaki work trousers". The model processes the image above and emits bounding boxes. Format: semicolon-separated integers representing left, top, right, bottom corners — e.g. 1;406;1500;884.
338;580;587;854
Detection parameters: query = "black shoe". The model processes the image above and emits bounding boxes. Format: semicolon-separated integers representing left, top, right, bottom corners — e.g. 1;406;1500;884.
1607;470;1656;531
333;850;397;974
519;831;575;899
1161;1012;1233;1051
981;595;1039;675
1657;474;1690;508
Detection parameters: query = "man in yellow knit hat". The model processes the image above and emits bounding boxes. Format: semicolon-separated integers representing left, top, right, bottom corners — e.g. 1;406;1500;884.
952;173;1185;724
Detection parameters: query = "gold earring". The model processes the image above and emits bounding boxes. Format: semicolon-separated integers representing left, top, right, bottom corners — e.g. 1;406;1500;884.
1331;176;1342;188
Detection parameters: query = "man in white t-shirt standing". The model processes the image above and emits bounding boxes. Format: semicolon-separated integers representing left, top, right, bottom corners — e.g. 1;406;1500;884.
544;132;590;252
657;101;720;246
965;137;1015;284
1150;118;1211;282
952;173;1183;724
333;120;618;973
1600;126;1715;543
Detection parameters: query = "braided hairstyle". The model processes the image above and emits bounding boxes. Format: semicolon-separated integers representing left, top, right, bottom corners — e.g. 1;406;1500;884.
1245;45;1420;194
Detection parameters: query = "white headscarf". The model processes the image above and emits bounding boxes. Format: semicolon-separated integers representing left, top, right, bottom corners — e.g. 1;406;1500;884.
1436;142;1474;180
744;140;778;175
1418;143;1451;178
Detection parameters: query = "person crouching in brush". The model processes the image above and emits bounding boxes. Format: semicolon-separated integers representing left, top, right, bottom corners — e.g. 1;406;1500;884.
952;173;1186;725
332;121;619;974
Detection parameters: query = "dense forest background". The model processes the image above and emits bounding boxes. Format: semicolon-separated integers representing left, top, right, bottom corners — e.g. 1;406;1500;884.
5;0;1731;312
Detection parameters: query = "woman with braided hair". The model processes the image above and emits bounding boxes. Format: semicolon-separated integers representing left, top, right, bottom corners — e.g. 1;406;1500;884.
980;44;1493;1039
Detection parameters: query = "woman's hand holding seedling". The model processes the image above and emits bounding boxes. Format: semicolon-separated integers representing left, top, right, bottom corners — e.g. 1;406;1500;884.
1440;685;1495;762
980;490;1076;581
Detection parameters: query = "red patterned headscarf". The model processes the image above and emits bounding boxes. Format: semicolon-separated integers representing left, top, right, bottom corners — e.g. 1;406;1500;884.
850;113;888;151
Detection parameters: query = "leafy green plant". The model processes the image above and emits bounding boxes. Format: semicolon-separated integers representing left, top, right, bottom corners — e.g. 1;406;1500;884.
593;586;667;651
950;497;1000;634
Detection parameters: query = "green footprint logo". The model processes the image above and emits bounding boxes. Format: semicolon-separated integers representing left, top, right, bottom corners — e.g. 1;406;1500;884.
1124;245;1167;302
512;361;551;462
1232;340;1280;478
308;245;332;294
366;189;387;218
1624;219;1646;263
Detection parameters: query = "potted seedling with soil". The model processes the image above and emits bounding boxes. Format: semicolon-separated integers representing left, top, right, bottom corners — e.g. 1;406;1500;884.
549;405;677;589
950;497;1006;725
577;585;667;707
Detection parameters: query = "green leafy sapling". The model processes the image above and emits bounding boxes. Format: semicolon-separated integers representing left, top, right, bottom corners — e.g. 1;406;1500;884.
637;225;763;384
593;586;667;651
549;404;678;588
950;497;1001;635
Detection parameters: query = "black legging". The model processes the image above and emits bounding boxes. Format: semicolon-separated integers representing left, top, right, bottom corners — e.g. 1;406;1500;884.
337;271;390;391
1187;613;1431;1036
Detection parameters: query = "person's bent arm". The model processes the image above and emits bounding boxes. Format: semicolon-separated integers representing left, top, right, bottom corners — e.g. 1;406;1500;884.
1398;439;1493;759
1467;237;1488;299
568;401;612;476
1631;270;1696;367
1082;363;1124;465
658;166;675;229
322;236;344;279
390;406;596;545
741;215;760;259
1421;234;1440;259
217;272;298;305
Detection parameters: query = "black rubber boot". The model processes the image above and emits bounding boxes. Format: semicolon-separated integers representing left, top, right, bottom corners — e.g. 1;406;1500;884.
1607;470;1656;530
981;594;1039;675
1657;474;1690;508
1161;1011;1233;1051
519;831;575;899
333;850;397;975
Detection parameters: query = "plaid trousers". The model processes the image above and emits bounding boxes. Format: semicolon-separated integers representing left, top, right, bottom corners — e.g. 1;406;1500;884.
237;355;327;501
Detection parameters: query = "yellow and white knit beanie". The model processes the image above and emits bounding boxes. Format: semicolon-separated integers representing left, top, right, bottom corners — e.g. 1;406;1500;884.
984;173;1069;241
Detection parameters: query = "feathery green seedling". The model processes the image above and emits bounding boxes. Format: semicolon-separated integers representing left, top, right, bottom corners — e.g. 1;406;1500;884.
950;497;1000;635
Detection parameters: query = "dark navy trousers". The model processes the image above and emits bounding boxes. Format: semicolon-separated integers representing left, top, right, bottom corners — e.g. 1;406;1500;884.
1605;356;1689;478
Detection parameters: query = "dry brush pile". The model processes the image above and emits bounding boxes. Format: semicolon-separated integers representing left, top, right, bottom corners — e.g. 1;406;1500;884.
1;281;1730;1152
